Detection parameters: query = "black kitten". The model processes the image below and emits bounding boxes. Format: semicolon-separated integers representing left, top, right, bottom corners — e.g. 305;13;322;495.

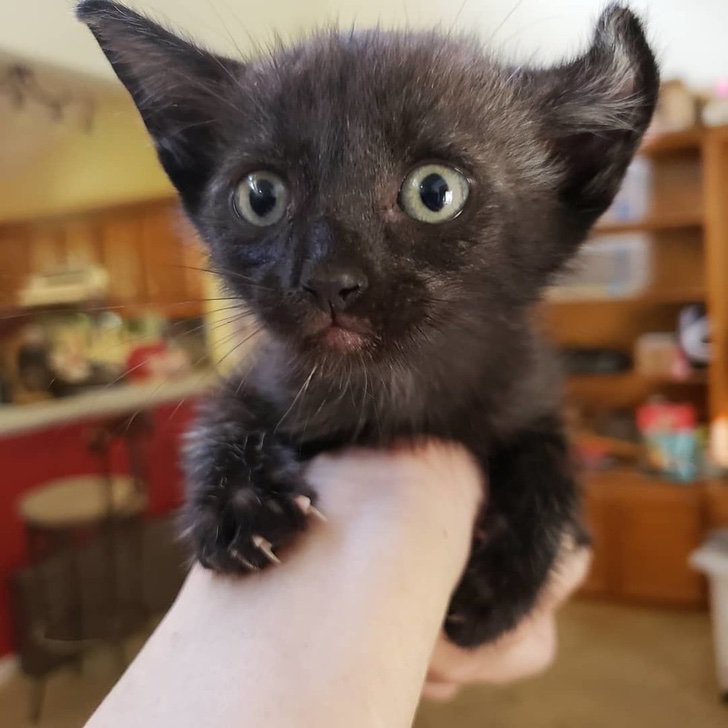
78;1;658;646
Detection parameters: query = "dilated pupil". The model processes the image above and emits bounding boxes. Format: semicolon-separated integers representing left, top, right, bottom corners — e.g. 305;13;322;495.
249;178;277;217
419;173;450;212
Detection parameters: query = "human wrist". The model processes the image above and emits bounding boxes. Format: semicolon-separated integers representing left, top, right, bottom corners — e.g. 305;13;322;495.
306;441;483;587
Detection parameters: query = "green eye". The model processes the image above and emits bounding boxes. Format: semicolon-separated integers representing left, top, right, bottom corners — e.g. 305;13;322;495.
399;163;470;223
234;171;288;226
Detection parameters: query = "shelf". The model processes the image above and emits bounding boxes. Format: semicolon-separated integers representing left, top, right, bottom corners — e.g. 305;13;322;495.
118;301;205;319
566;370;708;410
574;432;644;461
640;287;706;304
568;371;708;387
583;467;709;491
0;300;205;326
652;373;709;385
593;210;704;235
640;128;705;156
547;286;705;306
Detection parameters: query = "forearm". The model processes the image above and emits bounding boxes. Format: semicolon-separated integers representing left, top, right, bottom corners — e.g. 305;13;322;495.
86;444;482;728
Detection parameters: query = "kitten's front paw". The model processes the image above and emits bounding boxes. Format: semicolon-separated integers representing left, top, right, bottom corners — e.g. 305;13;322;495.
443;518;556;647
188;483;325;573
182;433;325;573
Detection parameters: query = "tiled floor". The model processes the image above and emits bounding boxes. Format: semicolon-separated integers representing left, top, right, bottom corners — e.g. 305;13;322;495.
0;601;725;727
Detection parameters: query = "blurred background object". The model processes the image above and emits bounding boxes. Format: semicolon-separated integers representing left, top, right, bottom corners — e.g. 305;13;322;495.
0;1;727;726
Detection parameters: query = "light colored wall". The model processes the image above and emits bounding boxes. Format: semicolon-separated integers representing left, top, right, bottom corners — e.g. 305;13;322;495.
1;0;723;223
1;1;725;89
317;0;726;90
0;91;171;222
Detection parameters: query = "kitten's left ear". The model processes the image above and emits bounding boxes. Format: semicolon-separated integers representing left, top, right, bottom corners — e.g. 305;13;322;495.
526;4;659;220
77;0;243;212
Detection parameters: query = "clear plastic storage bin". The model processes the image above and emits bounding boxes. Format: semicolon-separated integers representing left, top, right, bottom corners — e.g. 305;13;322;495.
548;234;652;301
691;529;728;701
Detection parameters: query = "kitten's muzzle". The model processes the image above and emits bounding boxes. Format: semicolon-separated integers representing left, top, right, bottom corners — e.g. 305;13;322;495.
300;263;368;313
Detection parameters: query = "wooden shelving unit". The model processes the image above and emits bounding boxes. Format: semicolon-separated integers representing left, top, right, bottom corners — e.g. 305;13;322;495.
641;127;705;156
546;126;728;606
593;210;703;235
548;126;727;417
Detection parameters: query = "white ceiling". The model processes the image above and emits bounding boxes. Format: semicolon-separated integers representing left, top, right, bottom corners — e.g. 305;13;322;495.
0;1;725;88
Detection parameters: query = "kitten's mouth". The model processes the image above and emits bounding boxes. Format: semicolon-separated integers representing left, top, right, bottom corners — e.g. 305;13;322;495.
308;313;373;353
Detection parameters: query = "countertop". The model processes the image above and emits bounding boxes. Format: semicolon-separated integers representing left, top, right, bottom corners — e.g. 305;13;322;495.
0;370;217;437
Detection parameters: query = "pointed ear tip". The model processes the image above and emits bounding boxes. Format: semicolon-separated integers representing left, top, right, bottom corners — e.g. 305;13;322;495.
76;0;123;22
598;3;645;35
596;3;656;64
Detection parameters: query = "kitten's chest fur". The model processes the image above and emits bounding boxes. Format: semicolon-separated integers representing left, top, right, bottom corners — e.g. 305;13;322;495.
249;319;563;451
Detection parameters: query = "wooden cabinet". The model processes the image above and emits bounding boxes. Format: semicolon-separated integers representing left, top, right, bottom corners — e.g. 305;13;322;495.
138;202;207;314
581;471;708;606
0;198;207;318
179;225;207;304
99;213;146;305
706;481;728;529
63;219;102;269
580;484;611;596
0;226;31;308
27;226;65;275
139;204;191;307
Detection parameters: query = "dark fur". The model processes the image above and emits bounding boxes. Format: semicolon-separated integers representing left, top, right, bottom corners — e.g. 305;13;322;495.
78;1;658;646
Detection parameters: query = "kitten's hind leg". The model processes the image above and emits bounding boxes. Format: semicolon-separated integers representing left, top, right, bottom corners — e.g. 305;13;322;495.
446;418;585;647
181;389;321;573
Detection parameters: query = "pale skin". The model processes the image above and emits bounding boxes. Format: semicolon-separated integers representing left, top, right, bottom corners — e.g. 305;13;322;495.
86;442;590;728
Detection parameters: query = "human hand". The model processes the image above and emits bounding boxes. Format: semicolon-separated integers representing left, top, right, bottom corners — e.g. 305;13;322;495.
423;537;591;700
308;442;590;703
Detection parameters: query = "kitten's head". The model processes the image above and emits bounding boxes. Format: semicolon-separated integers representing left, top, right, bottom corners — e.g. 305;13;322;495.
79;1;657;371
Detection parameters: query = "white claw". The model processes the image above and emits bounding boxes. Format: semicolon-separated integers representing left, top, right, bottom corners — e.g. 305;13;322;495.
309;504;328;523
294;495;328;523
252;535;281;565
230;549;258;571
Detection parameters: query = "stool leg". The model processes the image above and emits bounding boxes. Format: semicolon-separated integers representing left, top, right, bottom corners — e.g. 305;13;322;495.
129;517;147;621
103;518;122;641
26;527;51;638
65;531;85;664
113;639;127;673
29;677;45;724
104;520;129;675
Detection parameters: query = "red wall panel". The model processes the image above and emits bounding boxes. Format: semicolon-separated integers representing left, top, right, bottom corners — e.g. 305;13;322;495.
0;399;197;656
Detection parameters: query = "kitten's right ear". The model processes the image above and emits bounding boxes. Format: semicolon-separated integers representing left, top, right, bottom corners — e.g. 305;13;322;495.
77;0;242;212
523;4;659;222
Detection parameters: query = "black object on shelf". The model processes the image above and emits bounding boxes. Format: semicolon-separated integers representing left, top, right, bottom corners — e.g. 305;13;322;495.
561;348;633;376
17;341;54;393
0;374;12;404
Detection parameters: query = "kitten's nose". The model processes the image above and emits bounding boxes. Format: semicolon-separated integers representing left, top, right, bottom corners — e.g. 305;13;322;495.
301;265;368;313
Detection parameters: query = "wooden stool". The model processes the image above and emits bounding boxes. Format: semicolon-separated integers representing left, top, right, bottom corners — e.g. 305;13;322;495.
16;413;152;722
19;475;147;527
